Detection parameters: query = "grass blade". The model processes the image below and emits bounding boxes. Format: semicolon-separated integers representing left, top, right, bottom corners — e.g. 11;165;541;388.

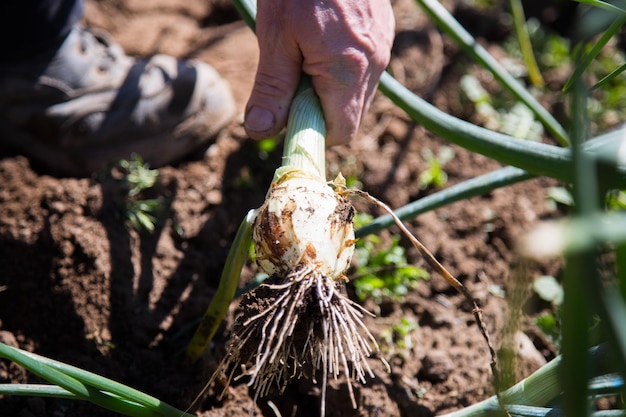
572;0;626;15
508;0;544;88
563;14;626;92
591;62;626;92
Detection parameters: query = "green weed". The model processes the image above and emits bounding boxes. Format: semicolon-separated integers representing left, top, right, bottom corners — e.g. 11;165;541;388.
116;155;162;233
351;213;429;304
606;189;626;211
419;147;455;189
392;316;419;349
380;316;420;352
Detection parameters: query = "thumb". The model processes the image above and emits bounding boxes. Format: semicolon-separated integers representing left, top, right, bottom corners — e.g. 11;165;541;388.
244;49;301;140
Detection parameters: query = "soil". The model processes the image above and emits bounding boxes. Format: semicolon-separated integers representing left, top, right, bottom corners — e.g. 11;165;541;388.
0;0;570;416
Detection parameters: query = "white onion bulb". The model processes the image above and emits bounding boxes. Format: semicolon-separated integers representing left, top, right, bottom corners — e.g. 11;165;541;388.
252;173;355;279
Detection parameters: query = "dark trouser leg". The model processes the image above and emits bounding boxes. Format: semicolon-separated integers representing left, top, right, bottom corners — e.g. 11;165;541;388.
0;0;84;62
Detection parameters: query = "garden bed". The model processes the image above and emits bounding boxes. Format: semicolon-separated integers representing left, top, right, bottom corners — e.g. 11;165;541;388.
0;0;570;416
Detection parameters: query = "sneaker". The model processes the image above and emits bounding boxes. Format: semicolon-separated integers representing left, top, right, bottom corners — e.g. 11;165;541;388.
0;26;236;176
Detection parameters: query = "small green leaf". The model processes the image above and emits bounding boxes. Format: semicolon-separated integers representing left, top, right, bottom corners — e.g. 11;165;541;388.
536;313;561;347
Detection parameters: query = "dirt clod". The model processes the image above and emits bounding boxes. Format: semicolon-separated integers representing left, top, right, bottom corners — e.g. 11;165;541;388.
420;351;454;383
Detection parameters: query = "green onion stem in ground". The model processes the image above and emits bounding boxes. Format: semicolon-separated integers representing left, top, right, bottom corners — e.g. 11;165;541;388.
0;343;193;417
185;209;254;362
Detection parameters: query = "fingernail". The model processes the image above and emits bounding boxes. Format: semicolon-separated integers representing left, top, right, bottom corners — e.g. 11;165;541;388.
245;106;275;134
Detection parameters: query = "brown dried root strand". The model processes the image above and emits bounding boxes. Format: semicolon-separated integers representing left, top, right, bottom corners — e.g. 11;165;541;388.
210;264;387;417
344;188;510;417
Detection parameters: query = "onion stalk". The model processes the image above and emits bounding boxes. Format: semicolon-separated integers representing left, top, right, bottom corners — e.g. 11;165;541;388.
210;78;385;416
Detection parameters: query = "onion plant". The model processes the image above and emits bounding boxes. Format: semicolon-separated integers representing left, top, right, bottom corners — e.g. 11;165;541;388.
203;79;384;416
186;75;500;416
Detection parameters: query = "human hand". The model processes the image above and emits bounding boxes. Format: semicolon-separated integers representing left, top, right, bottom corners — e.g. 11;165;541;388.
244;0;395;146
